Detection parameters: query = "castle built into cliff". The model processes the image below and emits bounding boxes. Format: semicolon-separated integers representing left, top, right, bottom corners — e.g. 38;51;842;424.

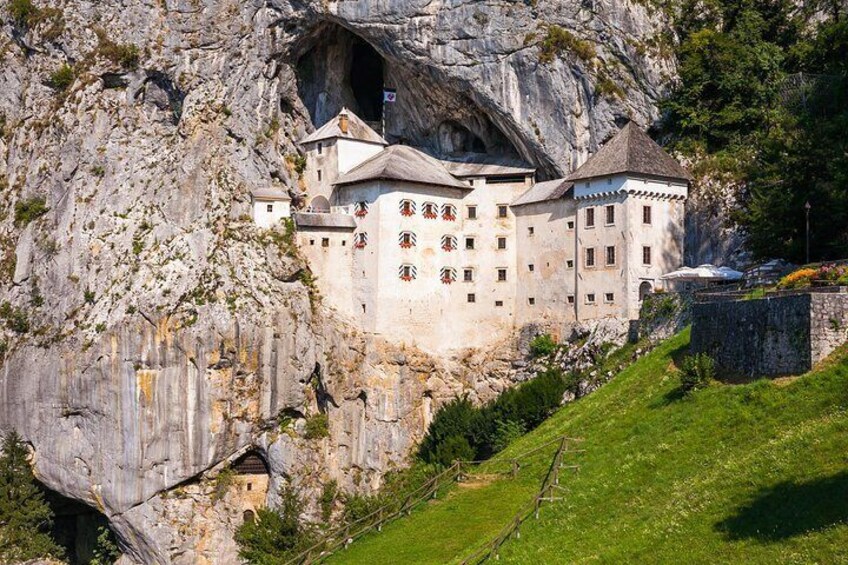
253;109;691;352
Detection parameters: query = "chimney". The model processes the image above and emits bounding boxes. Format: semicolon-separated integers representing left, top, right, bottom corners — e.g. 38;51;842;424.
339;109;349;134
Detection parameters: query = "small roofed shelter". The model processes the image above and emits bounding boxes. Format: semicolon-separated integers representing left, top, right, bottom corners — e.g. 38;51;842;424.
252;187;291;228
229;451;270;521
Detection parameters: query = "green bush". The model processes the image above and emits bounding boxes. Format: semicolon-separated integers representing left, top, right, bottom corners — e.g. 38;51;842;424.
417;397;476;465
490;419;525;453
539;25;595;64
8;0;38;28
89;525;120;565
678;353;716;395
0;302;30;334
46;64;74;91
304;413;329;439
319;480;338;522
14;197;48;227
529;333;557;357
431;435;475;467
211;466;235;502
235;485;315;565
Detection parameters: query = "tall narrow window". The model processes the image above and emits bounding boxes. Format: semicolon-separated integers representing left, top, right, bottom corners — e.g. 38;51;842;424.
317;169;322;182
465;237;475;250
467;205;477;220
317;142;323;155
266;204;273;213
497;237;507;250
399;264;417;281
606;246;616;266
400;200;415;216
423;202;438;219
497;268;507;282
605;205;615;225
586;248;596;267
354;232;368;249
643;205;652;225
497;205;508;218
586;208;595;228
442;203;457;221
642;246;652;265
440;267;457;284
399;231;417;248
463;268;474;282
354;201;369;217
441;234;457;252
322;238;329;248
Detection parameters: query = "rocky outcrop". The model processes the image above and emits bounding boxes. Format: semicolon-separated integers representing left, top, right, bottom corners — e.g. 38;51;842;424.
0;0;686;561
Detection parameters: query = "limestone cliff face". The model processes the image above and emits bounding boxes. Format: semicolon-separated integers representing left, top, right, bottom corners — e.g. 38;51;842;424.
0;0;681;562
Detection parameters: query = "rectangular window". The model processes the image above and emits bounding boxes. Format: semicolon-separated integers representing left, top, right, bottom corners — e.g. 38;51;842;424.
465;237;475;250
643;205;652;225
342;240;346;246
586;293;596;304
497;268;507;282
317;142;323;155
566;259;574;269
266;204;273;213
567;220;575;230
402;265;411;278
586;208;595;228
567;295;575;304
605;292;615;303
605;205;615;225
322;238;329;248
586;247;595;267
528;226;535;236
467;293;476;303
528;297;536;305
463;268;474;282
642;246;652;265
317;169;322;182
497;237;507;250
495;300;504;307
606;245;616;266
402;233;412;246
528;264;534;272
467;205;477;220
497;205;508;218
309;239;315;246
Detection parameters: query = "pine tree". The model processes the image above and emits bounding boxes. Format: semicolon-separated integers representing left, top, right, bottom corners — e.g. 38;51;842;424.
0;430;64;562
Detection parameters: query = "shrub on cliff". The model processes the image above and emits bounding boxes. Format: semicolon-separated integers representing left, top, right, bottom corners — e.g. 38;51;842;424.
529;333;557;358
235;485;315;564
678;353;716;395
0;430;64;563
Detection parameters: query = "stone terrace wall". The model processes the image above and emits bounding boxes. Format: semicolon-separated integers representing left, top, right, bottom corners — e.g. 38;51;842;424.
691;291;848;378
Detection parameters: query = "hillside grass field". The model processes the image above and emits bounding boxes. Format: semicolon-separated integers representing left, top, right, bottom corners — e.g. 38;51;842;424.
329;329;848;564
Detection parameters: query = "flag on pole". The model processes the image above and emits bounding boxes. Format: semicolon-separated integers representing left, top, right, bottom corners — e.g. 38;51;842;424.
383;88;397;103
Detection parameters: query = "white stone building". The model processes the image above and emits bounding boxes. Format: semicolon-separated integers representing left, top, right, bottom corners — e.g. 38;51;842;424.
284;110;690;352
251;187;291;228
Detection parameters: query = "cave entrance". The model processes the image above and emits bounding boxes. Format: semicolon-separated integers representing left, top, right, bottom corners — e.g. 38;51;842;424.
41;485;118;564
350;38;384;122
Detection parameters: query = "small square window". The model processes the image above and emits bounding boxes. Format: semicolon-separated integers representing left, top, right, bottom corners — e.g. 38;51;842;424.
606;246;616;266
528;297;536;305
586;248;596;268
642;246;652;265
605;292;615;303
528;264;534;272
317;169;322;182
467;293;476;303
586;293;596;304
465;237;475;250
497;205;508;218
497;268;507;282
528;226;535;236
566;259;574;269
567;220;575;230
497;237;507;250
495;300;504;307
322;238;329;248
467;206;477;220
309;239;315;246
586;208;595;228
463;268;474;282
567;295;575;304
605;205;615;225
266;204;273;213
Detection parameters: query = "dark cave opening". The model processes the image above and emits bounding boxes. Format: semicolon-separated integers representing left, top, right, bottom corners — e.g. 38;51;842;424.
350;38;384;122
41;485;118;564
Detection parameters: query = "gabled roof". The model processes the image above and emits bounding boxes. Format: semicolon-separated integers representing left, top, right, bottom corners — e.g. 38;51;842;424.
252;187;290;201
299;108;387;146
334;145;471;191
511;179;573;207
440;153;535;178
567;122;692;183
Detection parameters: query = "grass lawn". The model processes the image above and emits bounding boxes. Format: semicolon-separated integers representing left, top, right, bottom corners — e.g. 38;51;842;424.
330;329;848;564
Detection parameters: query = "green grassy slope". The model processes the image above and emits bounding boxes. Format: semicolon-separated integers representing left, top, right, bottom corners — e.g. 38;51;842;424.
331;330;848;564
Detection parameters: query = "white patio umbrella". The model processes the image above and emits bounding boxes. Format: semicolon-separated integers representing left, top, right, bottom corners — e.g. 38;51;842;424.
660;264;743;282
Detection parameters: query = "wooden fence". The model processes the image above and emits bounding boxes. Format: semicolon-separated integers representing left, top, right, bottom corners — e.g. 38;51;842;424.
285;435;581;565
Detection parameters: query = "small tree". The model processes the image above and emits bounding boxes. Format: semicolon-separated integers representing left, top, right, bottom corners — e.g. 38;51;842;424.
678;353;716;395
0;430;64;563
529;333;557;358
235;485;314;565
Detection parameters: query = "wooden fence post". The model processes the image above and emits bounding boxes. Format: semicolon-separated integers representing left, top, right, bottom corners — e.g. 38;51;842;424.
511;459;519;478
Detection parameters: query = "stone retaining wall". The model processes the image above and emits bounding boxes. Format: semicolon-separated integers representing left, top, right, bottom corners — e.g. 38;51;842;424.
691;290;848;378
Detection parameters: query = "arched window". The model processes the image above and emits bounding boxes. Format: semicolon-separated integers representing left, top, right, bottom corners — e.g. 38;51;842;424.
399;199;416;216
398;264;417;281
440;267;457;284
422;202;438;219
442;204;457;221
441;235;457;252
398;231;417;248
354;232;368;249
354;201;369;217
639;281;653;301
243;510;256;524
309;195;330;213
